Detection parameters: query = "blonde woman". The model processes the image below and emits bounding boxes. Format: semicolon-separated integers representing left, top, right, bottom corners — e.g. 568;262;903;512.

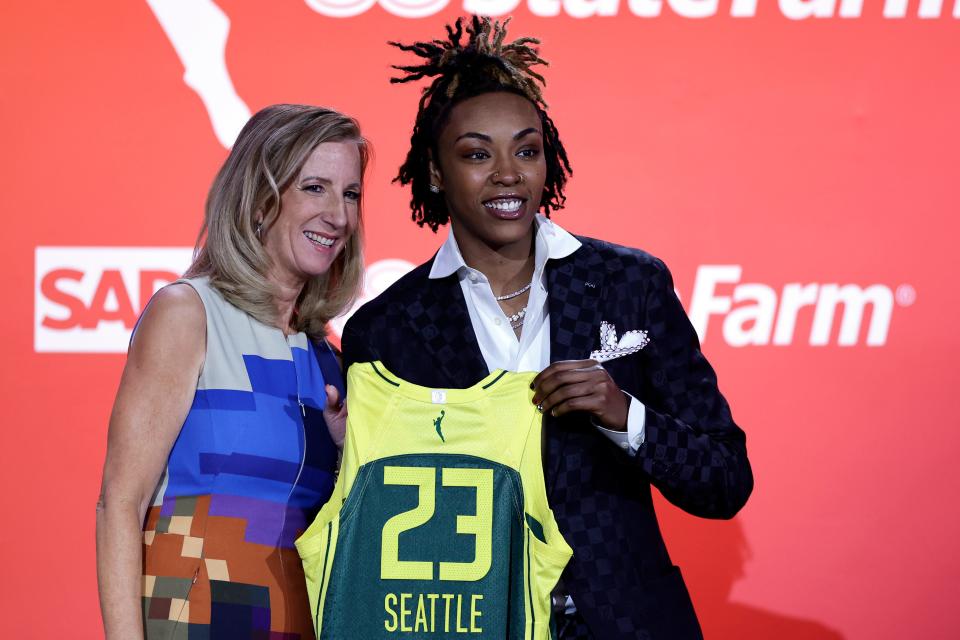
96;104;368;639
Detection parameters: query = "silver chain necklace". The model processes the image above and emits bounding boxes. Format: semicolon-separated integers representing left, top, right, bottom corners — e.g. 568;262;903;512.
495;282;532;301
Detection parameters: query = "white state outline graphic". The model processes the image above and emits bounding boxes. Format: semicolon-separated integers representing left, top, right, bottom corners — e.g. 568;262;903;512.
146;0;453;147
146;0;251;148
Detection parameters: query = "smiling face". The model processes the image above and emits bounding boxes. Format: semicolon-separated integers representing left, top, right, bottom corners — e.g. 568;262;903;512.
261;140;362;291
431;91;547;257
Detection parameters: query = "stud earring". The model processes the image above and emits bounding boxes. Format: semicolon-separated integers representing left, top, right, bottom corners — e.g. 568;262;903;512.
255;221;263;239
429;184;441;194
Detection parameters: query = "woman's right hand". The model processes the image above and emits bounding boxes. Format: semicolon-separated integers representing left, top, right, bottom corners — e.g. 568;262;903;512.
96;283;206;639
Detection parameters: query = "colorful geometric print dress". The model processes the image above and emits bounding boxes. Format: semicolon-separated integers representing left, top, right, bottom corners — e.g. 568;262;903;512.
141;277;341;640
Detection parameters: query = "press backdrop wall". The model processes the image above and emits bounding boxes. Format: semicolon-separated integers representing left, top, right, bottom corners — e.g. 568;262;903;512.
3;1;958;638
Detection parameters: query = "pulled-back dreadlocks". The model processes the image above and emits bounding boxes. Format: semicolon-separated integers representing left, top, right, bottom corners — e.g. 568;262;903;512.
391;16;573;232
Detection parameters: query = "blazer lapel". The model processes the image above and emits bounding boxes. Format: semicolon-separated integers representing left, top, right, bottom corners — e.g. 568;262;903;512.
547;242;607;363
403;267;488;389
545;243;607;490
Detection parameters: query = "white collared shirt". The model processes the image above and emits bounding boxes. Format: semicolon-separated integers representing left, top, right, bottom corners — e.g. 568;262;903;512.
429;215;645;454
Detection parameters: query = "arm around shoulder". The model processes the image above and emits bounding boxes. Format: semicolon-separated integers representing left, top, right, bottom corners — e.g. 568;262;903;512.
96;283;206;639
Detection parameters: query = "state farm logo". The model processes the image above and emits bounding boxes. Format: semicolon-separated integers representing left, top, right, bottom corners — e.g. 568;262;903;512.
35;248;193;353
305;0;450;18
684;265;914;347
145;0;959;148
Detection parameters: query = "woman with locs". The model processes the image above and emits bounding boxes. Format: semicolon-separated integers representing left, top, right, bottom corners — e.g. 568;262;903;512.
341;17;753;639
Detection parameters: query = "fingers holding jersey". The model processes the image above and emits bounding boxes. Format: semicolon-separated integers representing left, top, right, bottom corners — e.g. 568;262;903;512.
538;381;600;415
532;359;629;430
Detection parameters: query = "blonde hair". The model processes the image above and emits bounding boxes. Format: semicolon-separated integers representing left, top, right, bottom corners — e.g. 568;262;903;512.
186;104;369;340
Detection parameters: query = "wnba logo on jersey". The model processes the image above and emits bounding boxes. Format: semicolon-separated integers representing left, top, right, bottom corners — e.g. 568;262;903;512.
433;410;446;442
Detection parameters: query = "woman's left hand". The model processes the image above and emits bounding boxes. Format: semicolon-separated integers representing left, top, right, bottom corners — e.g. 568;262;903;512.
323;384;347;449
531;359;629;431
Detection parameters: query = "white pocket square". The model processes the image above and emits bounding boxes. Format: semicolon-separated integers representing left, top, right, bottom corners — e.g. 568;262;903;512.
590;321;650;363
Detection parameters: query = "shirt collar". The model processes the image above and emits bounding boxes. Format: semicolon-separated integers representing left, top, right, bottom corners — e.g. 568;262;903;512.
429;214;582;280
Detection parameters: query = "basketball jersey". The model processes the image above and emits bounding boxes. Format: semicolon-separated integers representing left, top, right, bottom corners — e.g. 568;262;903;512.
296;361;572;639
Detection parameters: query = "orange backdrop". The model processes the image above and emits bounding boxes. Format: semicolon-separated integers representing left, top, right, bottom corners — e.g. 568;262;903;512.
3;1;958;638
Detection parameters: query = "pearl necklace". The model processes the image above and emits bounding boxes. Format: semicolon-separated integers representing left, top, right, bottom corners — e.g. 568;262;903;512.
506;306;527;329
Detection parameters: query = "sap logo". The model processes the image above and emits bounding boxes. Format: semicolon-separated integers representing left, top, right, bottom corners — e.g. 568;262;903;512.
685;265;914;347
34;247;410;353
34;247;193;353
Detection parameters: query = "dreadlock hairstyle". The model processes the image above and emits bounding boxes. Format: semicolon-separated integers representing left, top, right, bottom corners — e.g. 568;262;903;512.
390;16;573;232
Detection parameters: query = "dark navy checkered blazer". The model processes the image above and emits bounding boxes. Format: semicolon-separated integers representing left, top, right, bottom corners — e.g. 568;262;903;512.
341;236;753;639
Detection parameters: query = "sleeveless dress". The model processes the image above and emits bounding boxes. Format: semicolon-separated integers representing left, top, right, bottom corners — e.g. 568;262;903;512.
141;277;341;640
297;361;572;639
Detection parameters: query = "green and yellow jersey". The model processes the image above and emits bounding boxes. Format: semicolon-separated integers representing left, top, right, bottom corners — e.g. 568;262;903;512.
296;362;572;639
